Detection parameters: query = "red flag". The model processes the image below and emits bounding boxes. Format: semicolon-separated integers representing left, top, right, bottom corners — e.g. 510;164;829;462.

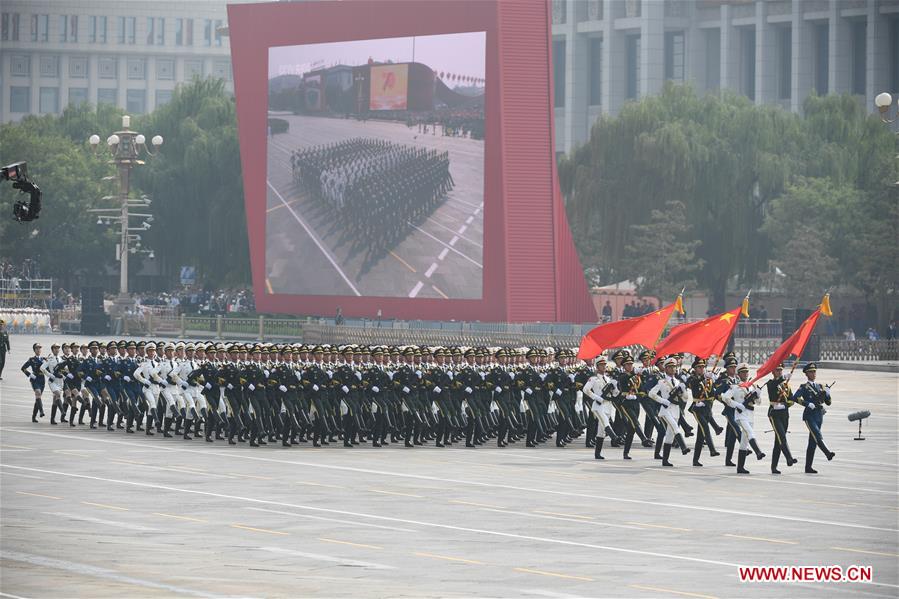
745;309;822;386
654;306;743;359
577;302;679;360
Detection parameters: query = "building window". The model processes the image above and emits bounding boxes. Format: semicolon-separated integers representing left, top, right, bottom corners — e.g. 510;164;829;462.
203;19;212;47
10;87;30;113
891;18;899;94
157;58;175;80
89;16;107;44
39;55;60;78
553;39;566;108
98;57;117;79
626;34;641;99
589;37;602;106
4;13;20;41
68;87;88;107
214;19;224;46
118;16;135;44
147;17;164;45
32;14;48;42
126;89;146;114
10;54;30;77
98;88;118;107
39;87;59;114
2;13;8;41
814;23;828;95
741;28;756;100
184;59;204;79
664;31;685;82
59;15;72;42
69;14;78;42
850;20;866;95
176;18;194;46
127;57;146;80
69;56;88;79
705;29;721;91
213;60;232;81
156;89;173;107
777;27;792;100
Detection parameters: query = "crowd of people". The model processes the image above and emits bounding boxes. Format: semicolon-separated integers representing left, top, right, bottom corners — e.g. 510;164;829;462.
291;138;454;254
134;288;255;315
406;106;485;140
15;338;836;474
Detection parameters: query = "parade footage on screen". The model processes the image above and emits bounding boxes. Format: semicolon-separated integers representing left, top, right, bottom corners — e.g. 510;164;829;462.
265;32;486;300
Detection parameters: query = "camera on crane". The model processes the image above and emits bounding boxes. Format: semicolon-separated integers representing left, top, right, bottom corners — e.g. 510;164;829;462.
2;161;42;223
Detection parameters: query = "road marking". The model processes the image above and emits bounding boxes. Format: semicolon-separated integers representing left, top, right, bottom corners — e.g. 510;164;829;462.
266;198;299;213
0;470;44;480
424;263;438;278
629;584;718;599
267;180;361;296
466;216;474;224
1;550;219;598
153;512;208;523
534;510;593;520
389;250;417;274
514;568;593;582
230;523;289;536
259;546;395;570
54;449;91;458
482;507;645;531
415;551;484;565
368;489;424;498
6;430;894;534
265;278;274;294
227;472;273;480
626;522;692;532
425;216;483;248
109;458;146;465
43;511;157;532
449;499;507;509
0;590;31;599
447;196;482;210
408;281;424;298
15;491;62;500
295;481;346;489
724;534;798;545
248;507;417;533
319;537;382;550
438;248;449;260
457;224;468;235
449;235;459;246
7;464;747;569
830;546;899;558
1;444;32;450
407;222;482;268
81;501;129;511
431;285;449;299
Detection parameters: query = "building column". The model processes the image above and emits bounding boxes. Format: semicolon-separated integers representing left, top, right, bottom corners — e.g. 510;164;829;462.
147;57;157;113
791;0;813;113
866;0;890;111
720;4;739;93
828;2;850;95
88;54;99;105
59;55;70;111
0;53;9;122
564;1;588;152
685;5;707;91
639;0;664;98
601;0;626;116
754;0;775;105
117;55;128;110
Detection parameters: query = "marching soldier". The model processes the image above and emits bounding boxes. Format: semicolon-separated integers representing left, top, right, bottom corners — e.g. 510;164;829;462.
792;363;835;474
22;342;46;422
648;358;692;466
766;363;798;474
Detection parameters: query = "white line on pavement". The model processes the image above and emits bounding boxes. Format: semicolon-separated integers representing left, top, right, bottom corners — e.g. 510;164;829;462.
406;223;482;268
247;507;416;533
438;248;449;261
408;281;423;298
457;225;467;235
425;263;438;278
449;236;459;246
259;546;395;570
42;511;158;532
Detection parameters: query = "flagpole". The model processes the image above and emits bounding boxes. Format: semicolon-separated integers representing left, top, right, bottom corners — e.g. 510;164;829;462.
789;292;831;375
711;291;750;373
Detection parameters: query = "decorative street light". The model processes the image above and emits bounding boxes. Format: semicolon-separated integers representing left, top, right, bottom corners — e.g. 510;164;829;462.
88;115;162;313
874;92;898;124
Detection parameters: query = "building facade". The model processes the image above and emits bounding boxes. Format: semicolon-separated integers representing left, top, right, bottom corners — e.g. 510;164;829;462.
0;0;247;123
552;0;899;153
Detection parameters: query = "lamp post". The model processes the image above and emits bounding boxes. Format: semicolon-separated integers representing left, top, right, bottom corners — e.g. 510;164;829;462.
88;115;162;315
874;92;899;124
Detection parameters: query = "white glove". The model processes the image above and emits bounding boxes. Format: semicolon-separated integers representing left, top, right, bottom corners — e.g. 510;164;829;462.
279;385;287;393
205;382;212;390
495;386;502;393
181;383;189;390
403;386;410;394
248;383;255;391
525;388;533;395
264;369;270;378
735;404;745;412
555;389;562;396
29;374;36;380
372;386;380;393
433;386;442;394
465;386;473;394
415;370;422;377
86;376;93;382
539;373;546;380
341;385;349;394
313;384;319;391
626;394;636;400
104;375;112;381
782;373;791;382
661;400;671;408
227;383;234;390
355;371;362;381
569;374;575;381
123;375;131;382
807;403;816;410
67;373;75;380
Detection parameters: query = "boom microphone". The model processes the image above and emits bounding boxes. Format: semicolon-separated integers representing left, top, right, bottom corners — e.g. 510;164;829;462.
847;410;870;422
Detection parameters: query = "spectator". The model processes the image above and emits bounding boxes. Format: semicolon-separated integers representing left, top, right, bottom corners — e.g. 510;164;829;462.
601;301;612;322
335;306;345;326
759;305;768;320
887;320;897;340
866;327;880;341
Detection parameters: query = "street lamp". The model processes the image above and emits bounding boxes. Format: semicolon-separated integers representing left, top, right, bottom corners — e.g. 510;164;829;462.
874;92;898;124
88;114;162;313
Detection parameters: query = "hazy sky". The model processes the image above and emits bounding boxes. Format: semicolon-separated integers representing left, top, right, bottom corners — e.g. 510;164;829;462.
268;31;485;80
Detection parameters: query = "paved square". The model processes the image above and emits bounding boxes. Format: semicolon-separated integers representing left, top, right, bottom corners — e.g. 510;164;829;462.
1;334;897;598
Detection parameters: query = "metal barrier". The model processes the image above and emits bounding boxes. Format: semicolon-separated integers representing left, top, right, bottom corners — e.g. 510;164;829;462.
0;277;53;300
821;339;898;361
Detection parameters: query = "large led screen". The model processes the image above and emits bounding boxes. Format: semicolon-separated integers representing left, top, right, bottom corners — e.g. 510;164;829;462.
266;32;486;300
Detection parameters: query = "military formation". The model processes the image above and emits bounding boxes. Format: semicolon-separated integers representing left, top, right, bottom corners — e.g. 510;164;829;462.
19;340;835;473
291;138;454;254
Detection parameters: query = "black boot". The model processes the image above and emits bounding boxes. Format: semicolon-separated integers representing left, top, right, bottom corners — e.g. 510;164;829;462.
145;412;155;436
771;442;781;474
749;438;766;460
183;421;192;440
126;414;135;433
78;402;88;425
163;417;173;438
693;438;703;467
737;449;750;474
654;434;663;460
594;437;605;460
622;430;634;460
661;443;673;466
674;433;691;455
725;443;736;467
32;399;41;423
50;402;58;425
805;444;817;474
604;426;622;446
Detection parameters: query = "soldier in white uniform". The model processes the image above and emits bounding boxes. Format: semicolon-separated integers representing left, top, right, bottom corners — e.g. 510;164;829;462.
40;342;65;425
648;358;692;466
133;343;162;436
581;355;622;460
723;363;767;474
155;343;183;438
